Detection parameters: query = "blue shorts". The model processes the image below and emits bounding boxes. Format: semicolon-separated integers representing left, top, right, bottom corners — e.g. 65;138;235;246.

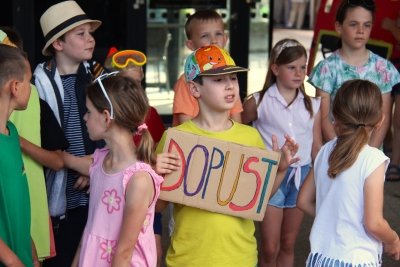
268;165;311;208
153;212;162;235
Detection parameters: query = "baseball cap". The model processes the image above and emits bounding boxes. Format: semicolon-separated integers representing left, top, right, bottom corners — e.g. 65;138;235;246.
184;45;248;81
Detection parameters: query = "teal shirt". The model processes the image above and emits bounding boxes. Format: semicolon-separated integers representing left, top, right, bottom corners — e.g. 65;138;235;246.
0;122;32;267
308;50;400;98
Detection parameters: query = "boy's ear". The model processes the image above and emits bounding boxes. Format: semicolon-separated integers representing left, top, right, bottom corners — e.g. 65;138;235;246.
334;21;342;36
187;81;200;98
52;39;64;52
9;79;19;97
185;40;196;51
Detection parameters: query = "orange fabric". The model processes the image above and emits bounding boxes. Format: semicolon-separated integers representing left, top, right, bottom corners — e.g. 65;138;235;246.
172;74;243;126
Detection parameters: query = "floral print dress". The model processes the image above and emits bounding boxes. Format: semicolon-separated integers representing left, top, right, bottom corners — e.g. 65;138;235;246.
78;148;163;267
308;50;400;98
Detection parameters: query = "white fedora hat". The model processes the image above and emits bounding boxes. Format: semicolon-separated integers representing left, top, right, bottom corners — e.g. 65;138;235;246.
40;1;101;56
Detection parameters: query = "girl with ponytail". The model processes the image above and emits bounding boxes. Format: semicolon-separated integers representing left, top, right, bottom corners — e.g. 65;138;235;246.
298;79;400;266
63;74;163;267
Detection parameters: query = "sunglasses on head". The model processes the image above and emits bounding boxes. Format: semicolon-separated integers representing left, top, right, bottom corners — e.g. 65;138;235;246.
94;71;119;119
111;50;147;69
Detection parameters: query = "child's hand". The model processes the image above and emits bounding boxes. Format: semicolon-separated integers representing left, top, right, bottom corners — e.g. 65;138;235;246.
156;152;180;175
73;175;90;192
384;235;400;260
272;134;300;171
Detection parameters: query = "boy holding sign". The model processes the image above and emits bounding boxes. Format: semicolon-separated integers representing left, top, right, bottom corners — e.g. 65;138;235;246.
156;45;299;267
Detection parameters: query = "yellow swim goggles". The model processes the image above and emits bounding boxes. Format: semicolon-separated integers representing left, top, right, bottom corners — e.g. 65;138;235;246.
111;50;147;69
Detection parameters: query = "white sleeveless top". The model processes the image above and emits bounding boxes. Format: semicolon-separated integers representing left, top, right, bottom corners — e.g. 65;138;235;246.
307;139;389;266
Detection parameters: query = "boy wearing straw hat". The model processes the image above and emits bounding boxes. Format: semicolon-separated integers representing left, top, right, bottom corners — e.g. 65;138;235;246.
33;1;105;266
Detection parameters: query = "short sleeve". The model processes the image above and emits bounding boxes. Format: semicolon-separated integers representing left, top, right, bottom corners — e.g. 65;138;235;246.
173;75;198;117
308;59;335;94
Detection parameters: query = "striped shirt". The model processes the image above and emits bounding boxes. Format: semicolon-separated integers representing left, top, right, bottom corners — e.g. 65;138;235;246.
61;74;88;209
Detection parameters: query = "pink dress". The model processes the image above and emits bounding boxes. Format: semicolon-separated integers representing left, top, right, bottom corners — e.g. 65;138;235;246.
79;148;163;267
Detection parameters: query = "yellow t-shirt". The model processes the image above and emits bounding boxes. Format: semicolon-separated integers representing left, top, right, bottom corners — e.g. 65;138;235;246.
157;120;265;267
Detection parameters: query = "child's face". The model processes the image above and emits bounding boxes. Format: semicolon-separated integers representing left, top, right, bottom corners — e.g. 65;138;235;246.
191;74;239;112
58;23;95;62
186;20;227;50
335;6;373;50
84;97;107;141
120;66;144;84
272;55;307;92
15;60;32;110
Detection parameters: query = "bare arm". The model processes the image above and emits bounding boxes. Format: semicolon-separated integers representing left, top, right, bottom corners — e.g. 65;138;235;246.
364;163;400;260
62;151;92;177
112;172;154;267
20;137;64;171
369;93;391;148
317;89;336;142
0;238;24;267
241;96;257;125
311;111;323;161
271;135;300;195
382;17;400;43
297;168;316;216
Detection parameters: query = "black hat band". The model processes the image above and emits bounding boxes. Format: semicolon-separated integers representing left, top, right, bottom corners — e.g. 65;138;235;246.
44;14;89;43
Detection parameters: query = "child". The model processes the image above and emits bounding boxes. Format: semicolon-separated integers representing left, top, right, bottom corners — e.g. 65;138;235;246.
308;0;400;148
62;74;163;267
0;44;36;266
33;1;106;266
172;9;242;126
156;45;299;267
105;48;166;267
242;38;322;267
298;79;400;266
381;15;400;181
2;26;68;263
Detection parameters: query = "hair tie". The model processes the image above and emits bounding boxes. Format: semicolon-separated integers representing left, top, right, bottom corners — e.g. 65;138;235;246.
135;123;148;136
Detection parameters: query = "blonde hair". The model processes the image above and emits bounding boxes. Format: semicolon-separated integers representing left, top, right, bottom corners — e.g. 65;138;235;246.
87;76;155;165
328;79;382;178
259;38;314;117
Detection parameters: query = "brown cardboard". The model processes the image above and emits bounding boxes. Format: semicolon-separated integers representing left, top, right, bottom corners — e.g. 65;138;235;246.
159;128;281;221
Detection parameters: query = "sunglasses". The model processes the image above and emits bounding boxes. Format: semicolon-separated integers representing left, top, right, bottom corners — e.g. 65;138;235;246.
94;71;119;119
347;0;375;8
111;50;147;69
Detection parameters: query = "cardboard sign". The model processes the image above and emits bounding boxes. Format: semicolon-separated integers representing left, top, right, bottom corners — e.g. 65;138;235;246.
159;128;281;221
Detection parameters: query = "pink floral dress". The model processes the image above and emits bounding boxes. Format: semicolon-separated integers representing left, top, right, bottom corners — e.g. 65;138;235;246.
78;148;163;267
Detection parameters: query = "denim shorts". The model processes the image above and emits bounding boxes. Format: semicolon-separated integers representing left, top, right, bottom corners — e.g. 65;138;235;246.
268;165;311;208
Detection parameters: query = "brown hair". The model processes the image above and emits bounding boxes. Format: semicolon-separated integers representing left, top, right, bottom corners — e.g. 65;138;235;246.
185;9;224;39
259;38;314;117
87;75;155;165
0;44;27;89
328;79;382;178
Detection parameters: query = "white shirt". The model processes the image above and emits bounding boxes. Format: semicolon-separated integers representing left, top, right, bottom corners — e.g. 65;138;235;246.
308;139;389;266
252;83;320;167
